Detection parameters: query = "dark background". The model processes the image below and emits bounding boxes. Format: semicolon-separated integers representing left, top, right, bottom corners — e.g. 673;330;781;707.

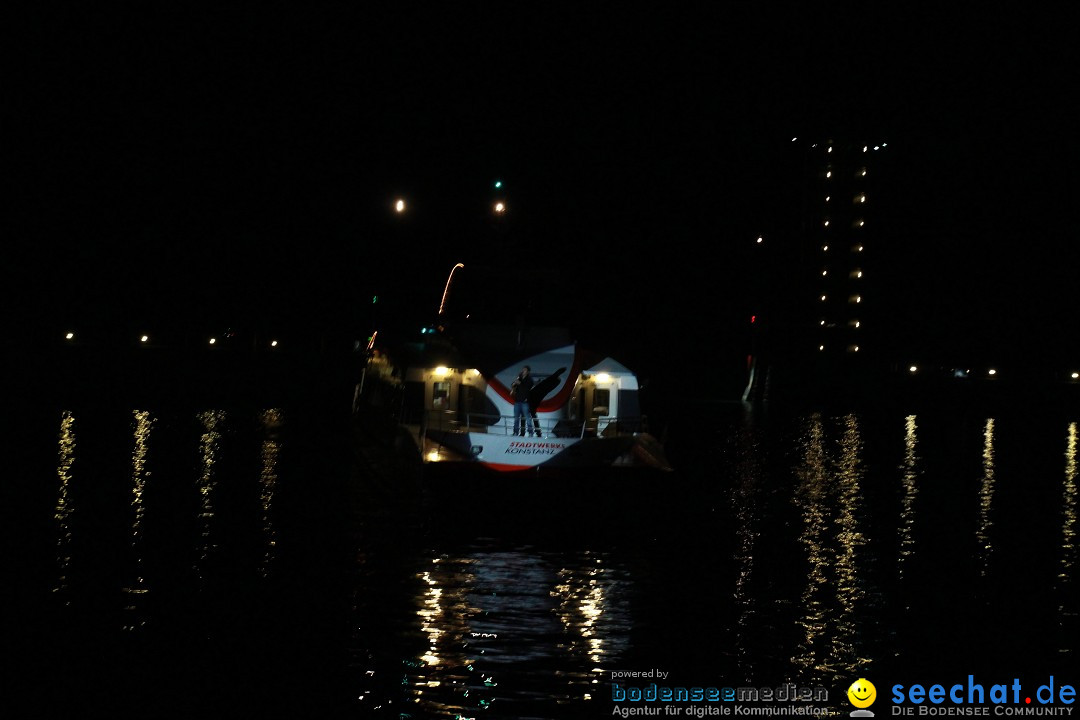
9;4;1078;380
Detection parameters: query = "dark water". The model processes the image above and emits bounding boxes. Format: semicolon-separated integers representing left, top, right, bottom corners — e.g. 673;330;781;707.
6;396;1077;718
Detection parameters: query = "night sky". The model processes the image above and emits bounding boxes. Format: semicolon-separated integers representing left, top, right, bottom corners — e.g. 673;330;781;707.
10;5;1078;374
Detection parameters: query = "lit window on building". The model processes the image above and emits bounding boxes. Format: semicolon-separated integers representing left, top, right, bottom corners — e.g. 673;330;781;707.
433;381;450;409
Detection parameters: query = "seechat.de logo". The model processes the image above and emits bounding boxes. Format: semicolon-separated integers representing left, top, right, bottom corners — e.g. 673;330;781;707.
848;678;877;717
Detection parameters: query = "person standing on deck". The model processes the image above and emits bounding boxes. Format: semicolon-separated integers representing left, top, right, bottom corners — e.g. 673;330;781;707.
510;366;535;436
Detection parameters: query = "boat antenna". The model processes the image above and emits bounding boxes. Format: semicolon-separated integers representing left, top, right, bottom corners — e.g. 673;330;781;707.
438;263;465;316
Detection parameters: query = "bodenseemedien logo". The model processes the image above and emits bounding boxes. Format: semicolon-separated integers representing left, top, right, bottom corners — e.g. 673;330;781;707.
848;678;877;717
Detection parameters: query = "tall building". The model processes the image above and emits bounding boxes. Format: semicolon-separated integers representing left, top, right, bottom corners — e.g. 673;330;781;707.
743;136;891;402
804;138;888;362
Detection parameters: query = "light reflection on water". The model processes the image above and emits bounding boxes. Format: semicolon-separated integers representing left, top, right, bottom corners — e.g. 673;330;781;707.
1064;422;1078;577
977;417;997;576
897;414;920;580
26;403;1080;715
54;411;76;601
793;413;829;678
195;409;224;581
1061;422;1078;657
552;551;631;671
366;549;632;717
259;408;282;577
791;413;872;683
122;409;155;631
732;417;762;684
47;407;285;626
832;414;869;676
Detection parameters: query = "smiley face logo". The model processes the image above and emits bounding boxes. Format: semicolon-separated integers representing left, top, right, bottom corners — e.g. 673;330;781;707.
847;679;877;708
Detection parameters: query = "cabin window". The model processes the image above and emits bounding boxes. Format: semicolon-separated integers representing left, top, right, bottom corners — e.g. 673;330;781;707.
593;388;610;415
432;381;450;410
458;384;495;421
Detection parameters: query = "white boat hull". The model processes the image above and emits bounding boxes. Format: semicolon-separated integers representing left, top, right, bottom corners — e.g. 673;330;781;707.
423;428;668;472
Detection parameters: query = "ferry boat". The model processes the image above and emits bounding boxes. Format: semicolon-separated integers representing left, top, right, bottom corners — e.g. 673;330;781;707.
353;322;672;474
